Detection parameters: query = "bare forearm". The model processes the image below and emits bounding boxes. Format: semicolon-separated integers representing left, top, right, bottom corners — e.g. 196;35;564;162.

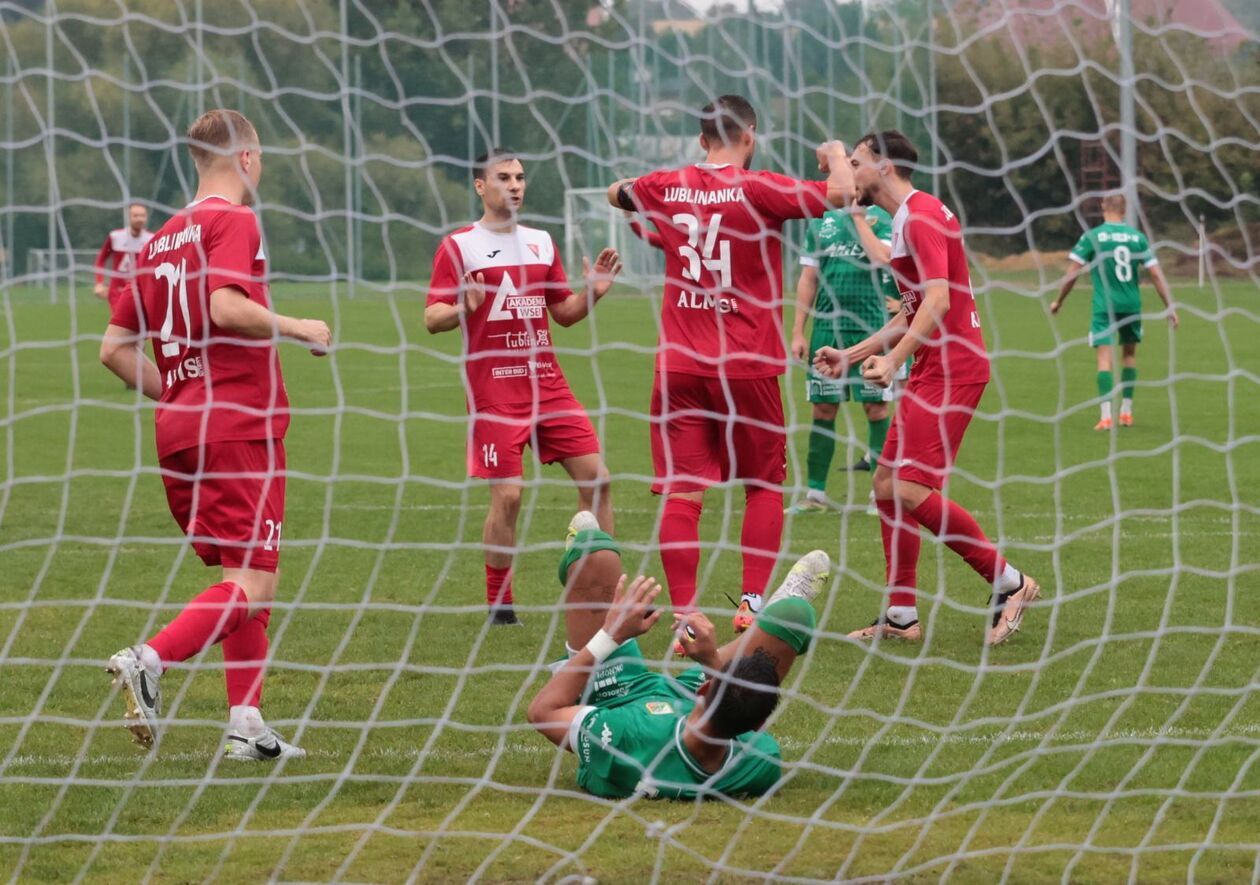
793;272;818;336
529;649;597;723
1150;269;1173;308
553;288;603;328
851;215;891;266
889;289;947;365
424;302;463;334
101;340;161;400
210;288;294;340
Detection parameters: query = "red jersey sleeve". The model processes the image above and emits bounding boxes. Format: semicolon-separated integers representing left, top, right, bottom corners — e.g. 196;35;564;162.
205;210;261;299
904;214;950;282
108;280;141;331
427;237;463;306
629;218;664;250
94;236;113;284
545;239;571;304
744;173;830;221
627;171;666;218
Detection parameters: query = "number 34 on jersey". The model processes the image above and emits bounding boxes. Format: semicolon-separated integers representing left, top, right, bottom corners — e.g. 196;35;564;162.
672;212;739;315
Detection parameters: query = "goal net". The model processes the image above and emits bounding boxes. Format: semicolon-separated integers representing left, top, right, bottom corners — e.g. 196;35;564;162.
2;0;1258;880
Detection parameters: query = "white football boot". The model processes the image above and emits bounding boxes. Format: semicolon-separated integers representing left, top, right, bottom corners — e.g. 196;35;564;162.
106;646;161;748
223;727;306;761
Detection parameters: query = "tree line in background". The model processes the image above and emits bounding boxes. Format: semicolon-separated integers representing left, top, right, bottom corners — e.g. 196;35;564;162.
2;0;1255;281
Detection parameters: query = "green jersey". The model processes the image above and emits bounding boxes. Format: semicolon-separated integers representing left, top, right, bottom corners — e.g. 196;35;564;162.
570;641;781;800
1069;222;1157;315
801;205;899;335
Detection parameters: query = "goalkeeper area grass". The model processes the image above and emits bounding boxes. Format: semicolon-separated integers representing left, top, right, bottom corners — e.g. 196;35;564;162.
1;272;1258;881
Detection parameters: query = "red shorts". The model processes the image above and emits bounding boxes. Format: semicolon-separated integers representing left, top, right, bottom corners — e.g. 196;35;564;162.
880;380;986;490
467;397;602;479
159;439;286;572
649;372;786;495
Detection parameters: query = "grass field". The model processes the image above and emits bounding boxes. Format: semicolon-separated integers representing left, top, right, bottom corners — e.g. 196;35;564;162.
1;272;1258;882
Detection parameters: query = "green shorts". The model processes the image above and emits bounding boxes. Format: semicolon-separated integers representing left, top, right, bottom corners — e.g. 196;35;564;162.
806;326;898;404
1090;311;1142;347
583;640;705;709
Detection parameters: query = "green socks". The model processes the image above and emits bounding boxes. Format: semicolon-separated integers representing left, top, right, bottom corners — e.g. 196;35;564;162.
757;598;817;654
867;416;890;462
1097;370;1114;399
1121;367;1137;400
806;419;835;492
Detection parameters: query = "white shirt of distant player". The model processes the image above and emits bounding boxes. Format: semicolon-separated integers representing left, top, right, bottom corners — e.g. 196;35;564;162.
446;222;557;322
108;227;156;274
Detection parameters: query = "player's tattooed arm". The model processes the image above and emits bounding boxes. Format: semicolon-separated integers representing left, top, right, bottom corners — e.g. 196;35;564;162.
210;286;331;355
550;249;623;327
1050;261;1083;314
100;323;161;400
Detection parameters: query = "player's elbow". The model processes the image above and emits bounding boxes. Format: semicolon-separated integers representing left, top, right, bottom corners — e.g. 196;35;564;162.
423;307;450;334
526;694;552;728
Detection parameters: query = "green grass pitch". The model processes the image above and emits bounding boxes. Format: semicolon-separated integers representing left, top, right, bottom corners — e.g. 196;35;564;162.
1;272;1258;881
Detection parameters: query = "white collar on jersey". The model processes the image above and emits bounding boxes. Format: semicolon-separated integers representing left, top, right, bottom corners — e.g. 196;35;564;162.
694;163;732;170
893;188;921;227
185;194;235;208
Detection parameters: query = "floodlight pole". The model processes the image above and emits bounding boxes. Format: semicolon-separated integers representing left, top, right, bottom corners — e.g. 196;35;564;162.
1117;0;1137;225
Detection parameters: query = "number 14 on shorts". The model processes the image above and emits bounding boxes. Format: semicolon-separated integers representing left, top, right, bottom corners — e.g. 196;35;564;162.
482;443;499;467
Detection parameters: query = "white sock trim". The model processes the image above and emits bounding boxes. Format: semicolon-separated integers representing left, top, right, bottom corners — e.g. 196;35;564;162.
229;705;266;738
740;593;763;613
138;644;162;678
886;605;918;626
1121;397;1133;414
1100;401;1113;420
997;563;1023;594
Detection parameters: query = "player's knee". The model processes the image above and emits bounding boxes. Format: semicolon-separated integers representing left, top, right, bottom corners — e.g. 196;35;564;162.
872;467;894;500
566;548;621;601
866;403;889;422
490;483;523;516
813;402;838;421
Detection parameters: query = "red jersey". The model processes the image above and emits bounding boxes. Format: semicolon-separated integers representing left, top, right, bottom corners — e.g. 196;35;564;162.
95;227;155;301
110;196;290;459
889;190;991;385
428;222;575;412
629;164;831;379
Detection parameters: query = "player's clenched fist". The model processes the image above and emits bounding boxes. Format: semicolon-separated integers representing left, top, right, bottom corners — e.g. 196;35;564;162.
296;318;332;355
861;353;897;388
815;140;848;173
811;345;849;379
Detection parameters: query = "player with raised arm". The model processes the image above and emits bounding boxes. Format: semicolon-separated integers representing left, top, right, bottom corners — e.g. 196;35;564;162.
788;201;903;515
813;130;1039;646
427;148;622;626
93;202;154;307
528;511;831;800
1051;192;1178;430
606;94;854;631
99;109;331;758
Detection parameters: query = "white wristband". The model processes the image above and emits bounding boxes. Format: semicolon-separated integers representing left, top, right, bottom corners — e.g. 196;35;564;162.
585;629;619;664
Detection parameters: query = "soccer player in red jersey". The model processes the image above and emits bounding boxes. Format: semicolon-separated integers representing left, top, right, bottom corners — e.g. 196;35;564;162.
605;95;854;631
99;109;331;757
427;148;622;626
93;203;154;307
813;131;1040;646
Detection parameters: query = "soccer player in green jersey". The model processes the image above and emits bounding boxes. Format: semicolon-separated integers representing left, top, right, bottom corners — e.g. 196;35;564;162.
1052;193;1178;430
528;512;831;800
788;203;903;513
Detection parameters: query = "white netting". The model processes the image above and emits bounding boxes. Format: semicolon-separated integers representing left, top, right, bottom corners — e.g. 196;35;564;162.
1;0;1258;880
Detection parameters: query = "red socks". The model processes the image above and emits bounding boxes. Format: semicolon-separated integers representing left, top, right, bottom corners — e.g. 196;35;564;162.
877;499;921;608
222;608;270;708
741;487;783;598
910;492;1004;584
147;581;251;664
660;497;703;610
485;564;513;608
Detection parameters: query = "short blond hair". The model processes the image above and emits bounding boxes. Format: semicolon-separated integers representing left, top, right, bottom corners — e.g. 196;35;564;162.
186;109;259;169
1101;192;1126;214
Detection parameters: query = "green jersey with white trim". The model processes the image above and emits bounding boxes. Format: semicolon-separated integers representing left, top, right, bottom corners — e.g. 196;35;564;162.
572;694;781;800
801;205;899;335
1069;222;1157;315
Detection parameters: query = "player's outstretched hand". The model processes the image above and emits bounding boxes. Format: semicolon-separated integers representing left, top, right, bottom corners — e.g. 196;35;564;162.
812;345;848;379
297;318;332;356
1168;307;1180;330
585;248;623;299
1049;299;1062;315
603;574;663;644
861;353;896;388
461;271;487;314
790;331;808;362
672;611;720;668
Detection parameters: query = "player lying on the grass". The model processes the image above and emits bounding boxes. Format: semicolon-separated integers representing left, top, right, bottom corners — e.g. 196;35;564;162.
788;200;905;516
99;109;331;759
1050;192;1178;431
528;512;830;800
604;94;854;631
812;130;1039;646
93;202;154;307
426;148;622;626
